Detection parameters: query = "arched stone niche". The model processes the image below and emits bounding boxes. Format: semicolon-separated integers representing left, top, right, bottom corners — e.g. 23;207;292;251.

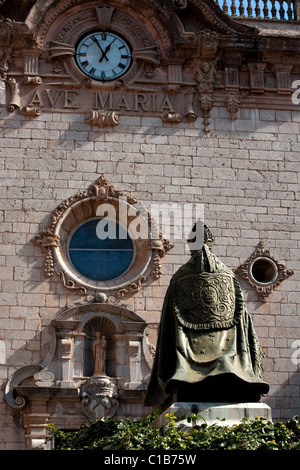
82;316;117;378
50;301;154;389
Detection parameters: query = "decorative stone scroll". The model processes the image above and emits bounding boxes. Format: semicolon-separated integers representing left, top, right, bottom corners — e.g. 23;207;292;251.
21;105;41;116
7;79;20;112
234;241;294;302
162;112;182;123
5;364;43;410
85;109;119;127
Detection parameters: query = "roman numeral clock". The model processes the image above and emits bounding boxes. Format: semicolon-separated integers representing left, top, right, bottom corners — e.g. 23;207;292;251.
41;4;163;120
75;31;132;82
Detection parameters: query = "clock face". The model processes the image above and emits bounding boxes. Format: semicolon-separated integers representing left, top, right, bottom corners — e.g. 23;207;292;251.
75;31;132;81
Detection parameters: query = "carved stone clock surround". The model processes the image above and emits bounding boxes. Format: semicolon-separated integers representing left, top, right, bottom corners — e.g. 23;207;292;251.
43;2;163;87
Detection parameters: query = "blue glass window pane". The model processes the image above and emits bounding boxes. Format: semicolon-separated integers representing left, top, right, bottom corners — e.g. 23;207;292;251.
68;218;134;281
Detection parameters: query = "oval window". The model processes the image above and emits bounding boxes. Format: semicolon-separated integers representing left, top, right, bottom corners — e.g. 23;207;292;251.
68;218;134;281
249;257;278;285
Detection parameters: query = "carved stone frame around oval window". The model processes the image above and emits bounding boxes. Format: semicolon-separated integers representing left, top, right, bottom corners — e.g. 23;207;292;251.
33;175;173;298
234;241;294;302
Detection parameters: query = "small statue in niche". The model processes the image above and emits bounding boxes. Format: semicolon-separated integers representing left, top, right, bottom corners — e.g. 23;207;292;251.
81;331;119;421
93;332;107;377
144;226;269;410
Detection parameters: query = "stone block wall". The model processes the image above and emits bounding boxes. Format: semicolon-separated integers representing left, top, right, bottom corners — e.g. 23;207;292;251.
0;104;299;448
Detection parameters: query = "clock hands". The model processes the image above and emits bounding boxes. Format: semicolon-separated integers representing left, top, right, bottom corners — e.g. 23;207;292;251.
76;32;131;81
91;34;118;63
98;36;117;63
100;42;112;62
91;35;109;62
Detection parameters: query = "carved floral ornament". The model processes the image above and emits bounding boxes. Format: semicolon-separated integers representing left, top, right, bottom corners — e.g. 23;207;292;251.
33;175;173;298
234;241;294;302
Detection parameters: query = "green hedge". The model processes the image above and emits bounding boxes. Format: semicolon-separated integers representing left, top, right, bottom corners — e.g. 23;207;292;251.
48;410;300;451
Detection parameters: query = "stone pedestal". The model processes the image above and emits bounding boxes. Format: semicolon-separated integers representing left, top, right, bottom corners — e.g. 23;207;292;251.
158;402;272;430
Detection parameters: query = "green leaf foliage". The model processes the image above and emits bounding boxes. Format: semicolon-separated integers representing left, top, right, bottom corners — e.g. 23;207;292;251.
48;410;300;451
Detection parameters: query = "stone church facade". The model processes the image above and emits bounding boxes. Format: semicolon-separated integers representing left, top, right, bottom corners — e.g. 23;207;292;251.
0;0;299;450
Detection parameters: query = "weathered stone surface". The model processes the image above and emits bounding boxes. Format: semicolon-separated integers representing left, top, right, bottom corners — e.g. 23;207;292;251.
0;0;299;450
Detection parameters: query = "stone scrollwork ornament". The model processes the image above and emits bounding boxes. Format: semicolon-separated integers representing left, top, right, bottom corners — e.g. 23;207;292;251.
5;364;43;410
7;78;20;112
117;276;147;298
57;270;87;295
47;41;75;60
162;112;182;123
149;237;174;280
132;46;162;67
33;370;55;386
85;110;119;128
21;105;41;116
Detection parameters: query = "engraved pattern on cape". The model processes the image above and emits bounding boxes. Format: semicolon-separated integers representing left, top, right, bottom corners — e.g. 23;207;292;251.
173;272;236;330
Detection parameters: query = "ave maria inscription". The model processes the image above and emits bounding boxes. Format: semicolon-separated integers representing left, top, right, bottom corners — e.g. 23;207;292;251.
26;87;178;115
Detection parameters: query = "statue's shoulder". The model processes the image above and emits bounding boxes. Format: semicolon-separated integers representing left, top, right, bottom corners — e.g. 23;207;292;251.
171;257;196;283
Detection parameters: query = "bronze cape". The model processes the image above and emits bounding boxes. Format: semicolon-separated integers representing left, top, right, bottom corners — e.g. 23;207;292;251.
144;245;269;407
